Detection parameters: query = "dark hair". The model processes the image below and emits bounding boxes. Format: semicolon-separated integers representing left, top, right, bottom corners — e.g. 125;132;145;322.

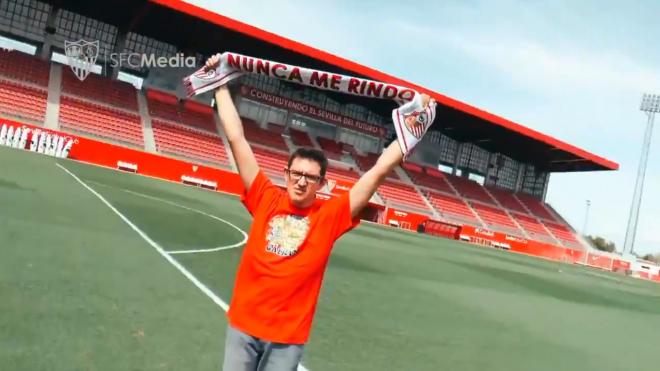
287;147;328;178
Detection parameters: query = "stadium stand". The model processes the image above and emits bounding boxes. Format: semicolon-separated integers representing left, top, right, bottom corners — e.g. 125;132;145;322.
59;96;143;146
403;165;457;195
0;50;49;123
0;80;47;122
0;0;615;257
545;222;581;247
267;122;285;134
510;213;556;242
325;166;360;182
515;193;557;221
354;152;398;179
425;191;481;225
378;180;433;213
486;186;529;214
252;146;289;180
151;120;230;168
0;49;50;86
289;128;314;147
61;71;138;111
470;202;522;235
179;100;217;132
401;162;586;241
242;118;288;151
148;94;181;123
445;174;496;204
147;90;217;133
316;136;344;161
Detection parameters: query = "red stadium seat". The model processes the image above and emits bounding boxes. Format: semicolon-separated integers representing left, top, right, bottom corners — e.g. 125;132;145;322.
151;120;229;167
378;180;433;214
0;50;50;87
355;152;398;179
316;137;345;161
486;187;529;214
242;119;288;151
289;128;314;147
470;202;522;235
149;96;181;123
180;106;216;132
59;96;143;146
252;146;289;180
61;71;138;111
267;122;285;134
444;174;496;204
510;213;556;243
544;222;581;247
404;166;456;195
0;80;47;122
426;191;480;225
325;166;360;182
147;95;217;133
515;193;557;221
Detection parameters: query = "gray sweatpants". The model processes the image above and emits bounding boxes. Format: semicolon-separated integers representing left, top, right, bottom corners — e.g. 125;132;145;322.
222;324;305;371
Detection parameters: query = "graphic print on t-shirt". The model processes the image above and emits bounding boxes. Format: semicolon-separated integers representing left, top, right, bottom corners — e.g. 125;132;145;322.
265;214;310;257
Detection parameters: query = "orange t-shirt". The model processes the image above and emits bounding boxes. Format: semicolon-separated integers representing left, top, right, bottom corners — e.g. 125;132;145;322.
227;171;359;344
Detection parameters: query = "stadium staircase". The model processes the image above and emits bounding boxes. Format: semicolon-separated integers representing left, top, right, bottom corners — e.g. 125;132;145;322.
136;91;157;152
44;63;62;129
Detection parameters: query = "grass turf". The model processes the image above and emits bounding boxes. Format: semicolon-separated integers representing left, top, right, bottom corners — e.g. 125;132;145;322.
1;145;659;371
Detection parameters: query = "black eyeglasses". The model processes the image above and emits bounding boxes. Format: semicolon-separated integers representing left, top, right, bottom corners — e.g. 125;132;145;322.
284;168;323;184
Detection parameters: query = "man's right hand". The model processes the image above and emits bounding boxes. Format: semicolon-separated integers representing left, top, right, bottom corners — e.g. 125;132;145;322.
204;53;221;72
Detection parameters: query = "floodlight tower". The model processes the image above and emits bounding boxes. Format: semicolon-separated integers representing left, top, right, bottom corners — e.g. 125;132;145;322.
622;93;660;255
582;199;591;236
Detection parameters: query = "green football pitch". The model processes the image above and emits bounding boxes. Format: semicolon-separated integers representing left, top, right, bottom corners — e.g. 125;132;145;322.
1;145;660;371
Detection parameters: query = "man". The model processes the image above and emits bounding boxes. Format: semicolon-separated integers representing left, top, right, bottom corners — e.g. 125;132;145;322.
207;55;434;371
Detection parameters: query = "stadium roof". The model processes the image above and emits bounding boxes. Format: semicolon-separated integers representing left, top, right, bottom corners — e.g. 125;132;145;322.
46;0;619;172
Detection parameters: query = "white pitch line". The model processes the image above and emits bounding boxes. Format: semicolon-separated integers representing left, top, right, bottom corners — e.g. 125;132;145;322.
56;164;309;371
56;163;231;312
87;182;248;255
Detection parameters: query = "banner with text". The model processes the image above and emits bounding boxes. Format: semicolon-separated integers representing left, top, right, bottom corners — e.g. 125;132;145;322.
239;85;386;137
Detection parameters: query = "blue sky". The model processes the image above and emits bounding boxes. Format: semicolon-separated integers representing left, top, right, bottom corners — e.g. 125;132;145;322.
188;0;660;255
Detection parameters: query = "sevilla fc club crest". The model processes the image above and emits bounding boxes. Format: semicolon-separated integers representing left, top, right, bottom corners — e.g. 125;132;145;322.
404;110;429;139
64;40;99;81
193;67;217;81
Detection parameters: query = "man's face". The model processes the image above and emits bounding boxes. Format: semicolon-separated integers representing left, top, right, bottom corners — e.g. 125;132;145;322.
285;157;324;208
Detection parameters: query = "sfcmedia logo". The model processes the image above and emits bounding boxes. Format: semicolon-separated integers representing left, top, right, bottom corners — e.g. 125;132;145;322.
64;39;197;81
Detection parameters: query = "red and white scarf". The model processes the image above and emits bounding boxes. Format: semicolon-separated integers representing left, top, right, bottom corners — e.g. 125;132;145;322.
183;52;437;157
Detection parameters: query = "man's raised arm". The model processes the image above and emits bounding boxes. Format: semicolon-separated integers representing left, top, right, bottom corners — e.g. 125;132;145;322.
349;94;435;218
348;141;403;218
214;86;259;189
213;85;259;189
204;54;259;189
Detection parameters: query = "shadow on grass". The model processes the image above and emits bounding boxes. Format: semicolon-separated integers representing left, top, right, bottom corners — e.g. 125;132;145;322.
446;258;660;315
0;178;36;192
